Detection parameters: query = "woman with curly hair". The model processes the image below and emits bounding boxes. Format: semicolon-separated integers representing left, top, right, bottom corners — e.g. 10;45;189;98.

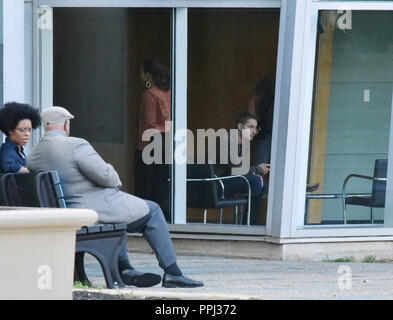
0;102;41;173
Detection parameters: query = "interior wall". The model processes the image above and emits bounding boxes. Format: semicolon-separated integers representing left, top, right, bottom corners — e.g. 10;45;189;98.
188;9;280;133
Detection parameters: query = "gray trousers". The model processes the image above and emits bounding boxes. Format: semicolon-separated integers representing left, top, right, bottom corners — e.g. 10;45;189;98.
119;200;177;270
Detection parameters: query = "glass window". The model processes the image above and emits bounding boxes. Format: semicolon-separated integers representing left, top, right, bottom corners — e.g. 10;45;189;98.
53;8;173;222
186;8;280;226
305;10;393;225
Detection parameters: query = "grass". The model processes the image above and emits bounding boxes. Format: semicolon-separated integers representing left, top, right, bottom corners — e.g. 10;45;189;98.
322;255;355;263
74;280;92;289
322;255;379;263
363;255;377;263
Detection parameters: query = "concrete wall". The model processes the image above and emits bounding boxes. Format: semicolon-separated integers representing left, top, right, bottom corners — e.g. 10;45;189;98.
127;233;393;262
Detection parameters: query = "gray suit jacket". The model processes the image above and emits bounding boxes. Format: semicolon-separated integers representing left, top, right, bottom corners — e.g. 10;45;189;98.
27;130;149;224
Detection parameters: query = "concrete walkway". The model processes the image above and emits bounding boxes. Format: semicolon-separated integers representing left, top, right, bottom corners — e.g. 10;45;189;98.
75;251;393;300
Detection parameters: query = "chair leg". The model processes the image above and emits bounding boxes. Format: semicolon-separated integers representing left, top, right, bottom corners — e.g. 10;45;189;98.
203;209;207;224
235;206;238;224
219;208;223;224
239;205;244;225
304;198;309;225
370;207;373;224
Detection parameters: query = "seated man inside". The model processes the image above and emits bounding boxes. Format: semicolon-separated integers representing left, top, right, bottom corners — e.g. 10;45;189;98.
27;106;203;289
213;111;269;225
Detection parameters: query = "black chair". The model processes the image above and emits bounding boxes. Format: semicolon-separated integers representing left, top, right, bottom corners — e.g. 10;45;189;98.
1;172;37;207
1;171;66;208
0;173;8;205
186;164;251;225
0;171;127;289
34;171;67;208
342;159;387;224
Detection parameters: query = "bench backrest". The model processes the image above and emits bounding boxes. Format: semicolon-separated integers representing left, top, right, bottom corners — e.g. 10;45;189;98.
35;171;66;208
0;171;66;208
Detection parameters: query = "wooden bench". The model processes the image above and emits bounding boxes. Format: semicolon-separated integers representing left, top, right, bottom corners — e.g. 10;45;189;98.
0;171;127;289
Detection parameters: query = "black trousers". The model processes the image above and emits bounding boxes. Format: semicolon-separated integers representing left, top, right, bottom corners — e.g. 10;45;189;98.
134;141;170;222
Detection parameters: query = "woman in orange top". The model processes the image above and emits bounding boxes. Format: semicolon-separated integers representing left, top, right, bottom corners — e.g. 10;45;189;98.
134;59;171;222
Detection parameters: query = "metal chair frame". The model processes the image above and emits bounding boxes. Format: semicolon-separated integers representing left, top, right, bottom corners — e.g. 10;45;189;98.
187;174;251;226
342;174;387;224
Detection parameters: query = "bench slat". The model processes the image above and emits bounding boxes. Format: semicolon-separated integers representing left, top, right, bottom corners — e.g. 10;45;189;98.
114;224;127;231
101;224;114;232
86;225;101;233
76;228;87;235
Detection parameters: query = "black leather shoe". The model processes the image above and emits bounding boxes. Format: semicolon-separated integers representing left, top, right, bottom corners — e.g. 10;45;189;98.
121;269;161;287
162;273;204;288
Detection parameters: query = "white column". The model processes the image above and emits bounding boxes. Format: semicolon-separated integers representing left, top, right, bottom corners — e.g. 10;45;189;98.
172;7;188;224
266;0;313;238
2;0;25;103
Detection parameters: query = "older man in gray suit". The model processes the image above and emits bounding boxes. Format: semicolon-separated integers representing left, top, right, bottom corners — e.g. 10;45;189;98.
27;106;203;288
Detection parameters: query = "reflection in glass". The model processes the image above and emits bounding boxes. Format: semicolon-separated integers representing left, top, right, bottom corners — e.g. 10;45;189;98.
306;11;393;225
186;9;280;225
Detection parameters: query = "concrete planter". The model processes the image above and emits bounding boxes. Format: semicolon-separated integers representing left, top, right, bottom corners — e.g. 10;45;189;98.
0;207;97;300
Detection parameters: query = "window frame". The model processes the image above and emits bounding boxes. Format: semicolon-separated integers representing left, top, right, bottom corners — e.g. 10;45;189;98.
290;0;393;238
32;0;282;236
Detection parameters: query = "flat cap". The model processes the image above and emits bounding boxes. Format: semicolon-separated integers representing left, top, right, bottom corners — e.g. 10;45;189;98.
41;106;74;125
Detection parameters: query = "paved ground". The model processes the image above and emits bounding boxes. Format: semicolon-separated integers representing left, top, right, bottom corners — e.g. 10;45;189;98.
73;251;393;300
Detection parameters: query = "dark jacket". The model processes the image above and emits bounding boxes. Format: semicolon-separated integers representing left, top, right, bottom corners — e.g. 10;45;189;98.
0;137;26;173
212;133;264;177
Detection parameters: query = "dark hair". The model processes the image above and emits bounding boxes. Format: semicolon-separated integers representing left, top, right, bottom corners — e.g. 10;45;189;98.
142;59;170;91
0;102;41;136
234;111;257;127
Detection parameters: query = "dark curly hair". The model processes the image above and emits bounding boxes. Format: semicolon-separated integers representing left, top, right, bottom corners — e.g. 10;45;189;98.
0;102;41;136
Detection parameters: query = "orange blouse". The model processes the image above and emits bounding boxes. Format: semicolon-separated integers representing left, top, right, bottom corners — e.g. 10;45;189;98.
137;86;171;151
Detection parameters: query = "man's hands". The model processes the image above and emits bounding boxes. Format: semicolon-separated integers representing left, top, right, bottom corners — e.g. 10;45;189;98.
253;163;270;189
258;163;270;176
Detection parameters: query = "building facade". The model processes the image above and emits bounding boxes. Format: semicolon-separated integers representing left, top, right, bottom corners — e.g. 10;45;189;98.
2;0;393;260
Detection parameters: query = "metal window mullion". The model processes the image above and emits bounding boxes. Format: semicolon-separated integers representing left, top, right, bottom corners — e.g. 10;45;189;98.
383;87;393;227
172;8;188;224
